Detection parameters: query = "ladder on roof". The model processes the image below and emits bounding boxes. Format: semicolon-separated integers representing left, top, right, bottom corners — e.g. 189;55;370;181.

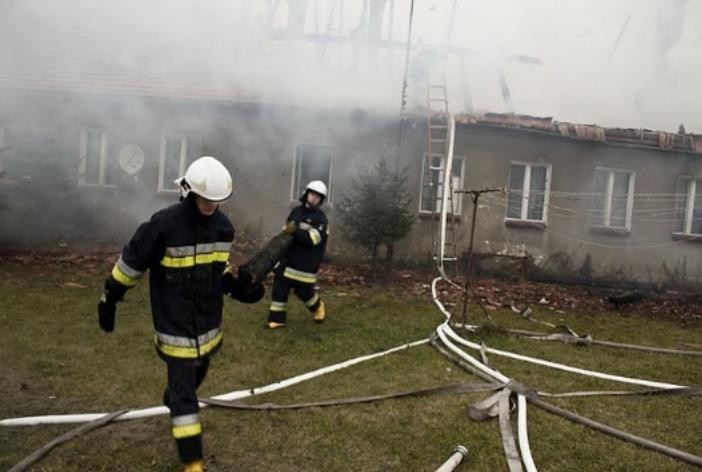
426;79;458;276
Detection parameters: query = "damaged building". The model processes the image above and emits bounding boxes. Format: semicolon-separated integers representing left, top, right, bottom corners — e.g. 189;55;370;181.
1;1;701;287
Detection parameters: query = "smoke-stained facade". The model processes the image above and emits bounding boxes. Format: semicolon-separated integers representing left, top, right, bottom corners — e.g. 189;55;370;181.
1;0;701;286
1;86;702;286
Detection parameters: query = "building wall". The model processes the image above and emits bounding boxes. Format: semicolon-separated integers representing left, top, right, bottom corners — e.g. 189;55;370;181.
2;90;701;285
436;125;702;284
0;91;403;255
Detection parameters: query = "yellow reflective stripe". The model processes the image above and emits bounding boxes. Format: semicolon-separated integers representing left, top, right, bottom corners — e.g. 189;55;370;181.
172;423;202;439
160;251;230;268
269;305;287;312
309;228;321;245
111;265;139;286
164;242;232;257
283;267;317;284
305;293;319;307
156;328;220;348
155;331;223;359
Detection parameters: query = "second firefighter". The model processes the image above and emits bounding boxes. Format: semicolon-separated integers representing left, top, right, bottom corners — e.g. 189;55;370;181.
268;180;329;328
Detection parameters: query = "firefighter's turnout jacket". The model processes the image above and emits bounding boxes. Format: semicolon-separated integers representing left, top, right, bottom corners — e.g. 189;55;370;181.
279;205;328;283
108;198;234;359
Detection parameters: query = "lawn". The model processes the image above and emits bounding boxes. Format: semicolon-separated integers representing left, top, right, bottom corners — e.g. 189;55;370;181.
1;259;701;471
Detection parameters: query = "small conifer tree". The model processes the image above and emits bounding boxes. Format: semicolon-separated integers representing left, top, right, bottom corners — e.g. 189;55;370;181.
337;157;415;263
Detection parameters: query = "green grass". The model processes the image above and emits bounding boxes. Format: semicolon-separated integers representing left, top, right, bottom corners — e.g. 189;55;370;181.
1;262;701;471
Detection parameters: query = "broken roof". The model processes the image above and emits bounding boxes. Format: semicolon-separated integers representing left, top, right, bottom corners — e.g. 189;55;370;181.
456;112;702;155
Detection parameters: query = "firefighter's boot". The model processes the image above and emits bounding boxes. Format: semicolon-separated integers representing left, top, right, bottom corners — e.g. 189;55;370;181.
313;301;326;323
183;460;204;472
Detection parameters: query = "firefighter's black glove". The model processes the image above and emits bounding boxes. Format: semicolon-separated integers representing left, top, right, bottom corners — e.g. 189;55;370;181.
223;272;265;304
98;297;116;333
97;278;127;333
237;280;265;304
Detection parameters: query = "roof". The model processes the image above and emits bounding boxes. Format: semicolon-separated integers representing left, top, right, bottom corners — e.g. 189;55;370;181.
455;112;702;155
0;42;277;105
0;15;291;105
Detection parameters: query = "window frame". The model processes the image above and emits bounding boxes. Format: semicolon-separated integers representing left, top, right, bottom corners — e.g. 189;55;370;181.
674;176;702;236
418;153;466;216
289;143;335;204
0;126;5;174
158;134;201;194
504;161;552;224
78;128;116;188
590;166;635;231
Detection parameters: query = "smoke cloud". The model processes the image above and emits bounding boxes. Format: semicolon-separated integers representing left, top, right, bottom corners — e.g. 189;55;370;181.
1;0;700;130
0;0;700;246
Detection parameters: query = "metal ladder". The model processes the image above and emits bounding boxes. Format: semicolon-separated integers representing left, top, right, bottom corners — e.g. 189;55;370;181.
426;80;459;276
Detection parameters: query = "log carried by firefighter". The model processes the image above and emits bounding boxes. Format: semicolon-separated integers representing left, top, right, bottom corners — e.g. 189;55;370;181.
237;231;294;285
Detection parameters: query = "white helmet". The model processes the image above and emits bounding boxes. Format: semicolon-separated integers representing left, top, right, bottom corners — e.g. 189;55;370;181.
301;180;327;204
175;156;233;202
306;180;327;197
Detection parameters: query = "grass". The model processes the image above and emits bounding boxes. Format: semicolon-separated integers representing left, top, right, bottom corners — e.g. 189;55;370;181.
0;261;701;471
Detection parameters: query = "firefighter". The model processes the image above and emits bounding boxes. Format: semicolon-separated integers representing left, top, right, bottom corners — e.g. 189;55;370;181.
267;180;329;328
96;156;264;472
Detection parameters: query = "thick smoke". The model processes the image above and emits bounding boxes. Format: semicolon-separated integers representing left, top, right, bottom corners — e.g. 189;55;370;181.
0;0;700;246
1;0;700;129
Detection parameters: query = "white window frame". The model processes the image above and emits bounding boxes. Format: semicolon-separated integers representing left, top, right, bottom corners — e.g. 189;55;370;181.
674;177;702;236
78;128;115;188
418;154;466;216
290;143;335;204
591;167;635;230
0;127;5;174
505;161;552;223
158;134;191;194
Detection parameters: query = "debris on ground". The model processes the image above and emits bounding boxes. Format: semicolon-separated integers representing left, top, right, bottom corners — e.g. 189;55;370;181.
607;290;647;306
1;248;700;323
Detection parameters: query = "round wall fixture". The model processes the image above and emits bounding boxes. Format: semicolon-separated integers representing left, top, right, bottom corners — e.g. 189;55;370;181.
118;144;145;175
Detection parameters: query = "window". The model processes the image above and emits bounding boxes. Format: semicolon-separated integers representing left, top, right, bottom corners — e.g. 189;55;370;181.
0;127;5;174
158;134;202;193
506;162;551;223
674;177;702;236
291;144;334;203
419;154;465;215
591;168;635;230
79;129;118;187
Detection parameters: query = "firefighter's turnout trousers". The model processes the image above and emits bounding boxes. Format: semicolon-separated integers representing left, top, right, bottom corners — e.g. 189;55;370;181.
268;271;322;324
161;353;212;463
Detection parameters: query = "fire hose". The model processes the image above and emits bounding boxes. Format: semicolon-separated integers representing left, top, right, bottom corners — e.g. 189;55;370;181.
435;445;469;472
0;338;429;427
431;275;702;469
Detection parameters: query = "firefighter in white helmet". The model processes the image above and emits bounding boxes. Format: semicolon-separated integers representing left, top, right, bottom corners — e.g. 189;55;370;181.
97;156;264;472
268;180;329;328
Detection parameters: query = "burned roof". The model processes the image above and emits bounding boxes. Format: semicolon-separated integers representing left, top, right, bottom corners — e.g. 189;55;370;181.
456;112;702;155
